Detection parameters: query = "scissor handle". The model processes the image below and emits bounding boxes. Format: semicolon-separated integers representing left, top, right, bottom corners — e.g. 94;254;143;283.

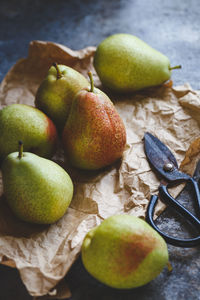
164;177;200;219
189;177;200;218
159;182;200;229
146;193;200;248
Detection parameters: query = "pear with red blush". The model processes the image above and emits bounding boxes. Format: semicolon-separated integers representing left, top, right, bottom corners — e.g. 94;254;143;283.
62;72;126;170
0;104;58;163
82;215;169;289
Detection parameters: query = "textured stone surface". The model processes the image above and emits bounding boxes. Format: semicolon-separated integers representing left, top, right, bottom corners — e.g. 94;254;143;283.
0;0;200;299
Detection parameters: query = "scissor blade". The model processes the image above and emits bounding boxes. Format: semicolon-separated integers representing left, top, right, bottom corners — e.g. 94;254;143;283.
144;132;190;182
193;159;200;180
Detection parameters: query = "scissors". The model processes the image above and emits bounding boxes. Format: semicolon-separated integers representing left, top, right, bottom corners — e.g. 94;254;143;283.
144;132;200;248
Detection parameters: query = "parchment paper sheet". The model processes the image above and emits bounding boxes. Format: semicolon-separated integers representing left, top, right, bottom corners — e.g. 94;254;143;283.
0;41;199;297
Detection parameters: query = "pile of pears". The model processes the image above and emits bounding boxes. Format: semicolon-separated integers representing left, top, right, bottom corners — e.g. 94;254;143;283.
0;61;127;225
0;33;174;288
35;65;127;170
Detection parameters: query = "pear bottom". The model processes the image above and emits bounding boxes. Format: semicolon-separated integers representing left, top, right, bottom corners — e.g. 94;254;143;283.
82;215;168;289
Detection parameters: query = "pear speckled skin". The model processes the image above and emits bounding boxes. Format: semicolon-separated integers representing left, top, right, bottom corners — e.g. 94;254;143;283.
82;215;168;289
0;104;58;163
62;87;126;170
35;64;89;131
94;33;172;93
2;152;73;224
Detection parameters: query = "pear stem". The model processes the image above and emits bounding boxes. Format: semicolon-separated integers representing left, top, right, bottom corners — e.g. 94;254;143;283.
88;71;94;93
167;261;173;272
18;141;23;159
169;65;182;70
52;62;62;80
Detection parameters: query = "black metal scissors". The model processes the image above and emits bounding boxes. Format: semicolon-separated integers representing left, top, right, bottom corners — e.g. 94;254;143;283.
144;132;200;248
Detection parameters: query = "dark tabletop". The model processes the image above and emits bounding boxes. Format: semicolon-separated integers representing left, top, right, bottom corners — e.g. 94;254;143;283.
0;1;200;299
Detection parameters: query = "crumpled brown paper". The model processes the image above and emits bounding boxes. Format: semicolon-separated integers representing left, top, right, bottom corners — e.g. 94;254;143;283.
0;41;200;297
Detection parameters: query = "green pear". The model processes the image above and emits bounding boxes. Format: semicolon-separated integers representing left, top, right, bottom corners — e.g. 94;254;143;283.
82;215;169;289
2;142;73;224
62;72;126;170
35;63;89;131
0;104;58;163
94;33;181;93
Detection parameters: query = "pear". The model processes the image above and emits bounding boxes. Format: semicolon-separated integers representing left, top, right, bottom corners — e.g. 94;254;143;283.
62;72;126;170
2;141;73;224
94;33;181;93
0;104;58;163
35;63;89;131
82;215;169;289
